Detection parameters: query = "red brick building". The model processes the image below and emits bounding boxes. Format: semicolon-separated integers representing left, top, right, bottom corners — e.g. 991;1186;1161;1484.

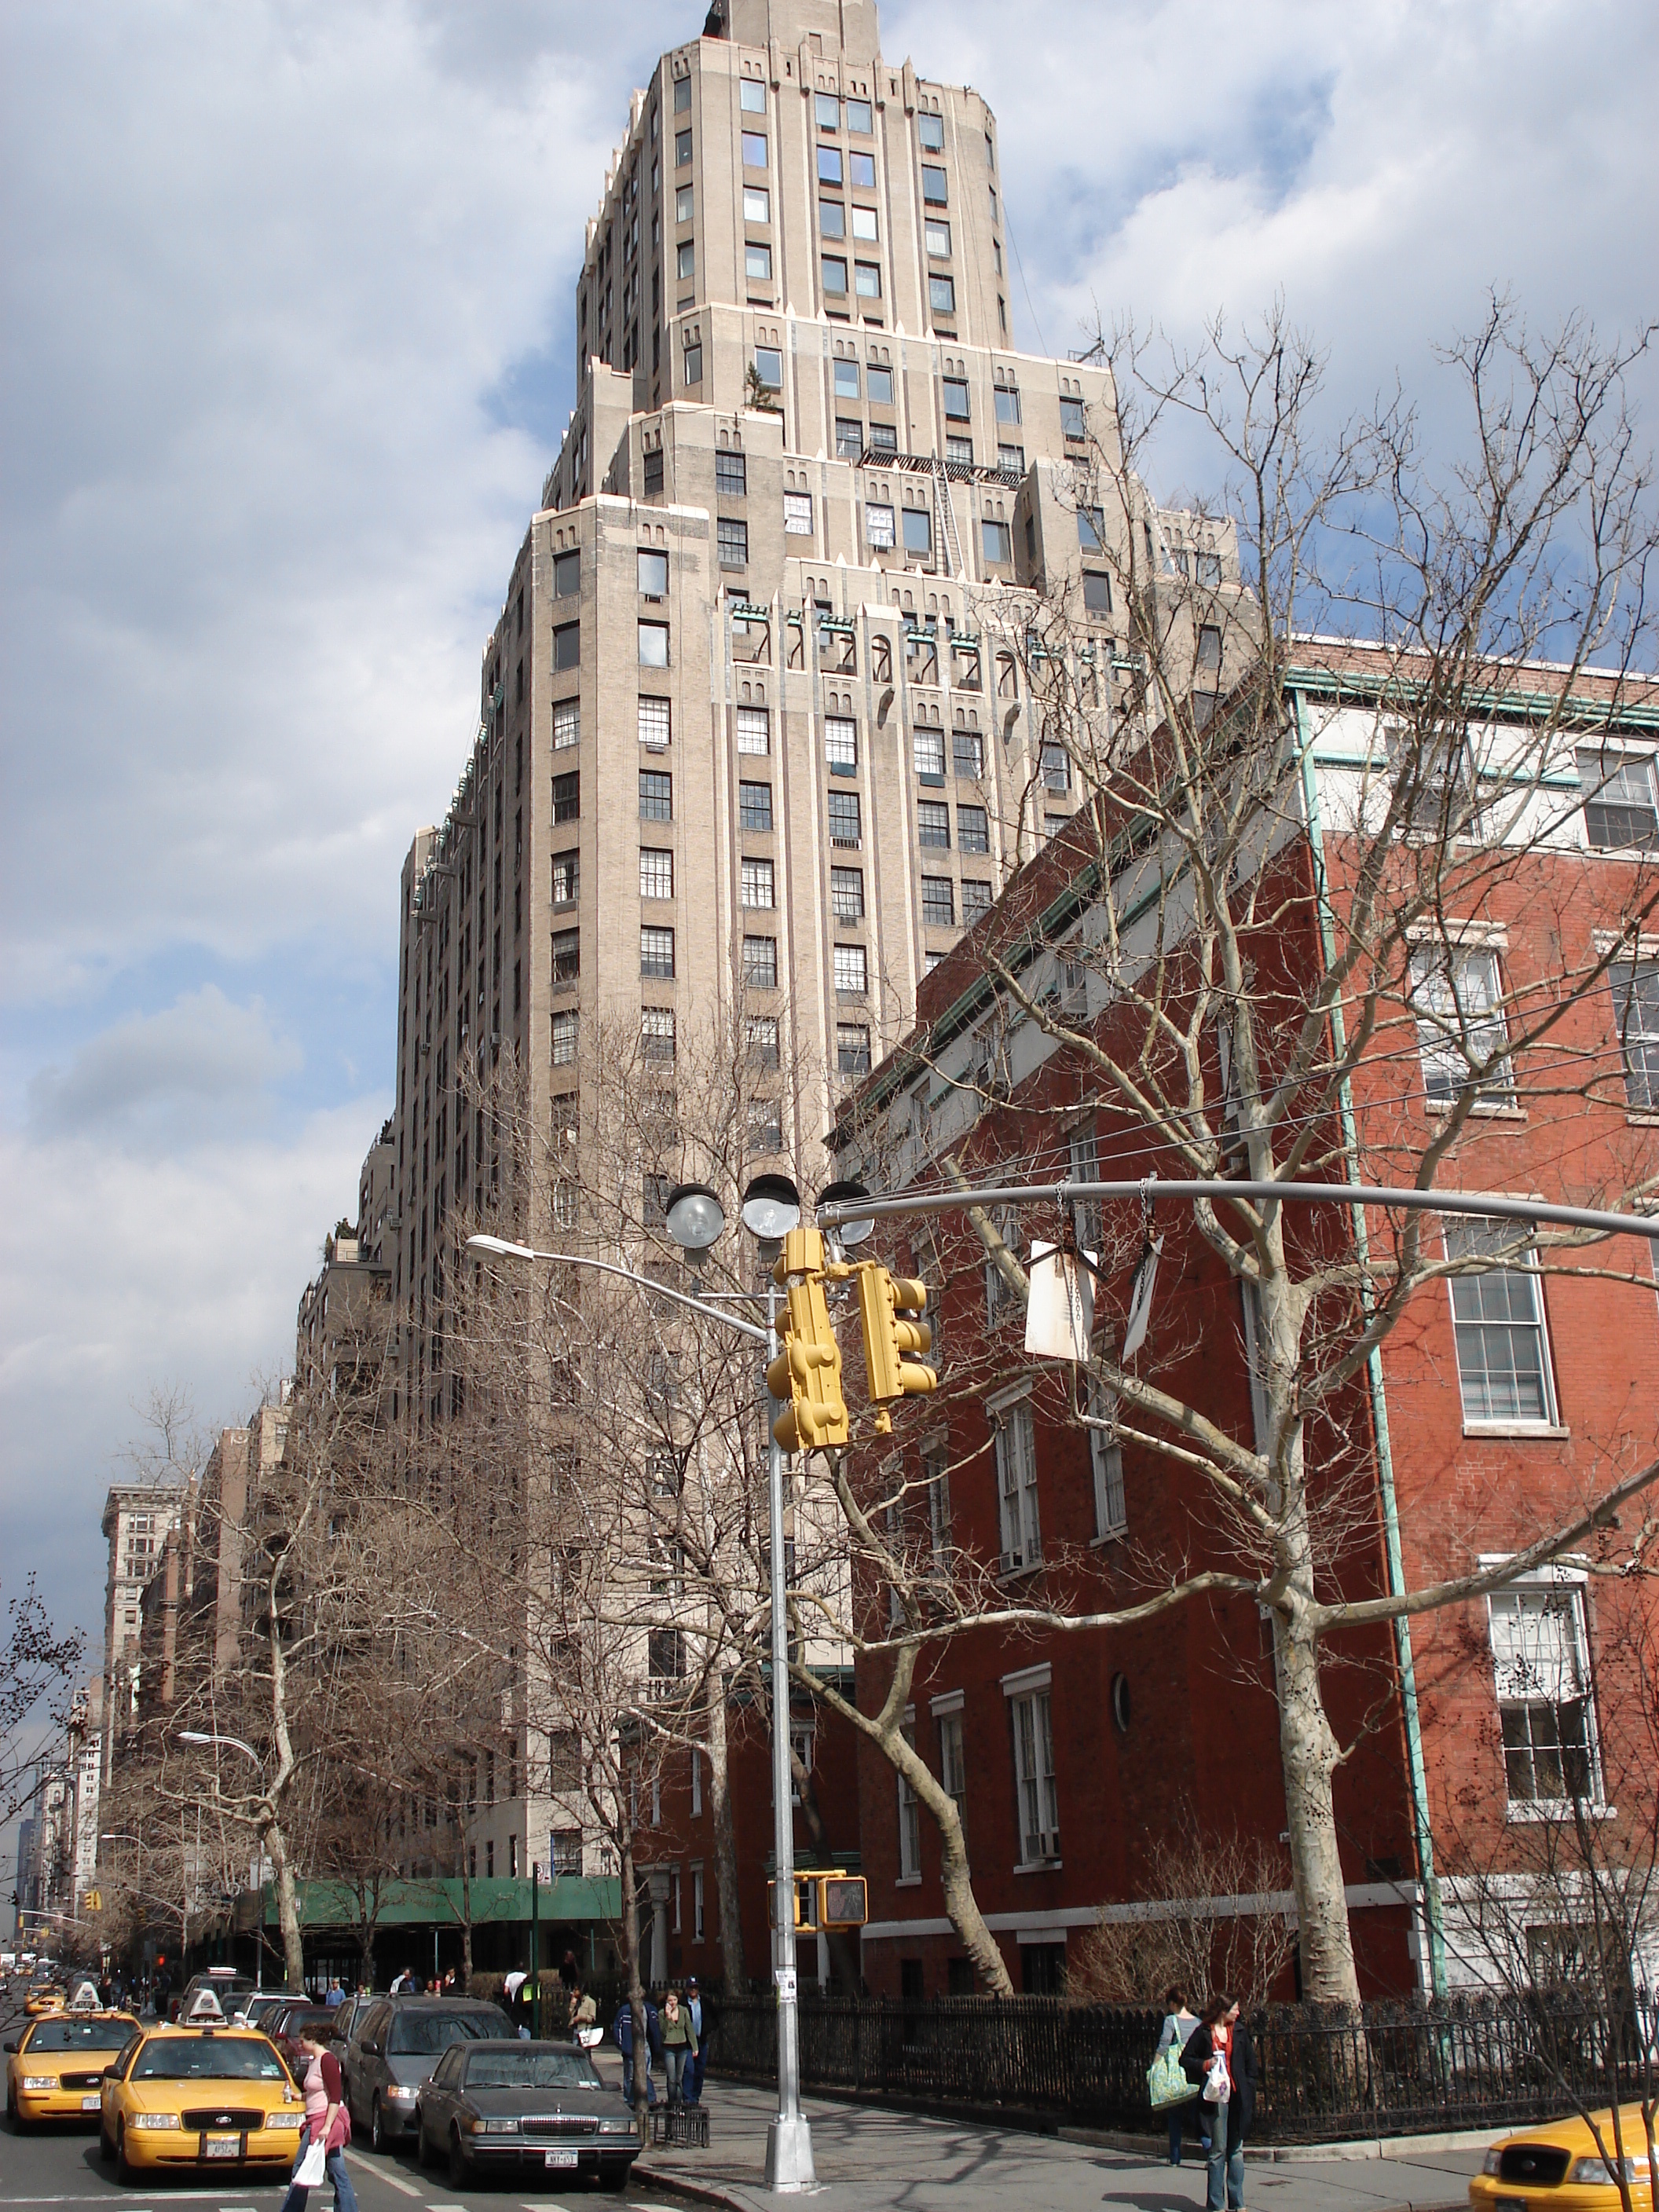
828;644;1659;2001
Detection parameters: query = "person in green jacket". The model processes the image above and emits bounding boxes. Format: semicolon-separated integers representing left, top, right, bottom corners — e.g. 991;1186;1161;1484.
660;1987;698;2108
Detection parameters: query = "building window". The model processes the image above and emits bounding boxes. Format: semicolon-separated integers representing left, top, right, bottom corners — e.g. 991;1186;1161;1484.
736;705;769;755
897;1721;921;1879
866;501;895;549
824;716;858;771
743;185;771;225
946;435;973;466
864;422;896;456
1060;395;1086;441
953;729;984;780
553;698;579;749
994;1399;1041;1569
1087;1374;1126;1538
917;800;950;848
833;943;867;997
999;441;1026;472
637;548;669;598
921;163;947;205
994;387;1022;426
552;1828;584;1874
551;1177;577;1229
1083;570;1112;615
643;446;664;493
1610;958;1659;1109
958;804;989;854
836;416;863;459
928;273;956;315
937;1709;966;1833
551;928;580;985
742;934;778;989
1408;943;1515;1107
639;925;676;980
553;621;580;671
1579;747;1658;850
551;850;578;906
837;1022;871;1076
676;129;692;167
903;507;933;558
641;1008;676;1062
639;695;672;751
848;96;872;133
753;346;783;391
676;182;694;222
961;877;992;923
683;342;703;386
639;847;674;900
745;1014;780;1069
676;238;696;281
834;358;860;399
942;377;969;420
815;90;840;130
718;515;749;568
914;725;945;780
818;145;843;185
741;858;775;909
868;363;894;405
852;204;878;242
828;789;862;848
785;490;814;535
1489;1584;1601;1806
740;77;765;113
1077;504;1106;551
855;260;881;299
742;131;767;169
1445;1218;1557;1425
830;865;864;922
1041;742;1071;794
1009;1684;1059;1862
639;621;669;668
1390;725;1477;835
921;874;954;927
716;449;748;498
639;770;672;821
738;780;774;832
982;518;1012;564
822;254;848;296
552;771;580;823
819;198;845;237
551;1009;578;1066
552;549;580;597
745;241;772;282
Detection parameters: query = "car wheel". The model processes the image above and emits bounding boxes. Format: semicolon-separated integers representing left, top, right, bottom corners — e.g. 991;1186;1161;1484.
414;2110;430;2167
116;2118;138;2183
598;2155;634;2192
371;2095;385;2153
447;2126;470;2189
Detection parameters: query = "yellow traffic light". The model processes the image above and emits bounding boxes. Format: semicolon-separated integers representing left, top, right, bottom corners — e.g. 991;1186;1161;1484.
767;1228;849;1454
855;1264;936;1432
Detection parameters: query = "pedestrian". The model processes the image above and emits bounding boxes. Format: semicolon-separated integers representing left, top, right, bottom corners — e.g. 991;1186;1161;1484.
279;2031;357;2212
611;1996;659;2107
661;1988;698;2108
560;1947;579;1992
324;1979;344;2009
1181;1994;1258;2212
569;1983;599;2045
682;1976;705;2105
1154;1985;1202;2166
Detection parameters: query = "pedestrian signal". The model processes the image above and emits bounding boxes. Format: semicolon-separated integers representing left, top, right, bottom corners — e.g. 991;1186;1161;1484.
817;1874;867;1928
855;1265;936;1432
767;1228;849;1454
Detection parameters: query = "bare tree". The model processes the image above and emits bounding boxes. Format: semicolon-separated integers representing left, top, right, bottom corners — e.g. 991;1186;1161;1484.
0;1577;84;1827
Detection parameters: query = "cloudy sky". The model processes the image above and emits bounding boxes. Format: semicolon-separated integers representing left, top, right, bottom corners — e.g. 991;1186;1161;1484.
2;0;1655;1679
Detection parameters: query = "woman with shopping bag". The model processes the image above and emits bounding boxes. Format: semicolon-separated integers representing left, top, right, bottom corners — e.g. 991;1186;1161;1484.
280;2032;357;2212
1180;1994;1258;2212
1147;1986;1203;2166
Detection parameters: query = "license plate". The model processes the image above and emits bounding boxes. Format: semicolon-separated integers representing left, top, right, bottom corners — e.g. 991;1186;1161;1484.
203;2134;241;2157
1495;2199;1529;2211
82;2094;101;2111
544;2148;578;2169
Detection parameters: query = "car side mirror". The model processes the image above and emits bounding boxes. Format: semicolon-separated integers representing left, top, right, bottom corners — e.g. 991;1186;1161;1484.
101;2065;118;2079
2;2040;15;2053
362;2040;380;2056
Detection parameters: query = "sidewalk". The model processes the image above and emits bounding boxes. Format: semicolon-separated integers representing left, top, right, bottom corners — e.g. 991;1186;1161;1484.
633;2077;1485;2212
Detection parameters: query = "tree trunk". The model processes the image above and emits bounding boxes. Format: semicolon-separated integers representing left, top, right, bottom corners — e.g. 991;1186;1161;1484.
705;1672;746;1991
619;1833;649;2133
1274;1602;1361;2004
264;1815;306;1993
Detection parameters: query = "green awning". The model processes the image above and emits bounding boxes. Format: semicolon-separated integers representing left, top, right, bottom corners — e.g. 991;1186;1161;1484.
245;1874;620;1932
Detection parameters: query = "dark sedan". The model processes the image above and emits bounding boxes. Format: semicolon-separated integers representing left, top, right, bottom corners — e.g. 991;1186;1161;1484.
415;2040;639;2192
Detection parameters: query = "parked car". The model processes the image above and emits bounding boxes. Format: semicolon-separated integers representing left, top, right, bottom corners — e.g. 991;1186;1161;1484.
262;2001;345;2073
235;1994;290;2034
1470;2108;1656;2208
414;2038;639;2192
97;2023;305;2181
345;1995;513;2152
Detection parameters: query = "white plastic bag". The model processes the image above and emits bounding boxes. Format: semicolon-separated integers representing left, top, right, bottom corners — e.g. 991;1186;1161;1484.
295;2136;328;2189
1202;2050;1230;2105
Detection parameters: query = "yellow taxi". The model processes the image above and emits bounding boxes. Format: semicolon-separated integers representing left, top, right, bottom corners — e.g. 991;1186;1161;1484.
1471;2108;1654;2209
24;1979;66;2017
6;2011;138;2126
98;2023;306;2181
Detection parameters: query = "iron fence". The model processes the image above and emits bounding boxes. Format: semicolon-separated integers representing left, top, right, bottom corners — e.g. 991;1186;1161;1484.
695;1990;1653;2144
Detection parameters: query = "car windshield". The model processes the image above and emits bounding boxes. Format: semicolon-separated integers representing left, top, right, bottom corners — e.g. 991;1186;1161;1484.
29;2020;134;2053
464;2052;601;2091
388;2009;508;2056
132;2037;287;2082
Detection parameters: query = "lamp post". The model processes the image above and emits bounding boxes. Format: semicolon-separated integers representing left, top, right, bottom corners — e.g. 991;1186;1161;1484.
467;1166;821;2193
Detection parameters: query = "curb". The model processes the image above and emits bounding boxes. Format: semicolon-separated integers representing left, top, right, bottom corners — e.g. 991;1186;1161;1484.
1057;2120;1499;2163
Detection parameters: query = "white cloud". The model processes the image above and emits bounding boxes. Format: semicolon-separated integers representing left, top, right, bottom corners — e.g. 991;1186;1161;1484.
27;986;302;1143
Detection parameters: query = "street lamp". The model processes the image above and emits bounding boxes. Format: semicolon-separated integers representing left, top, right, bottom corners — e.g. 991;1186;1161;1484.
467;1172;818;2192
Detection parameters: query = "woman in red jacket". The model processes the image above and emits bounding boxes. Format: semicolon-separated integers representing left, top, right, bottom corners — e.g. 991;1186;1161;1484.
1180;1994;1258;2212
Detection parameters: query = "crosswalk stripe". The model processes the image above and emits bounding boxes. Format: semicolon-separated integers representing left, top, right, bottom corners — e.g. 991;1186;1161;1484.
342;2152;421;2197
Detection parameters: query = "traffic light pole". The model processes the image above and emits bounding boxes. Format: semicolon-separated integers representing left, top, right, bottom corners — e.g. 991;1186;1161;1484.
764;1276;815;2193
